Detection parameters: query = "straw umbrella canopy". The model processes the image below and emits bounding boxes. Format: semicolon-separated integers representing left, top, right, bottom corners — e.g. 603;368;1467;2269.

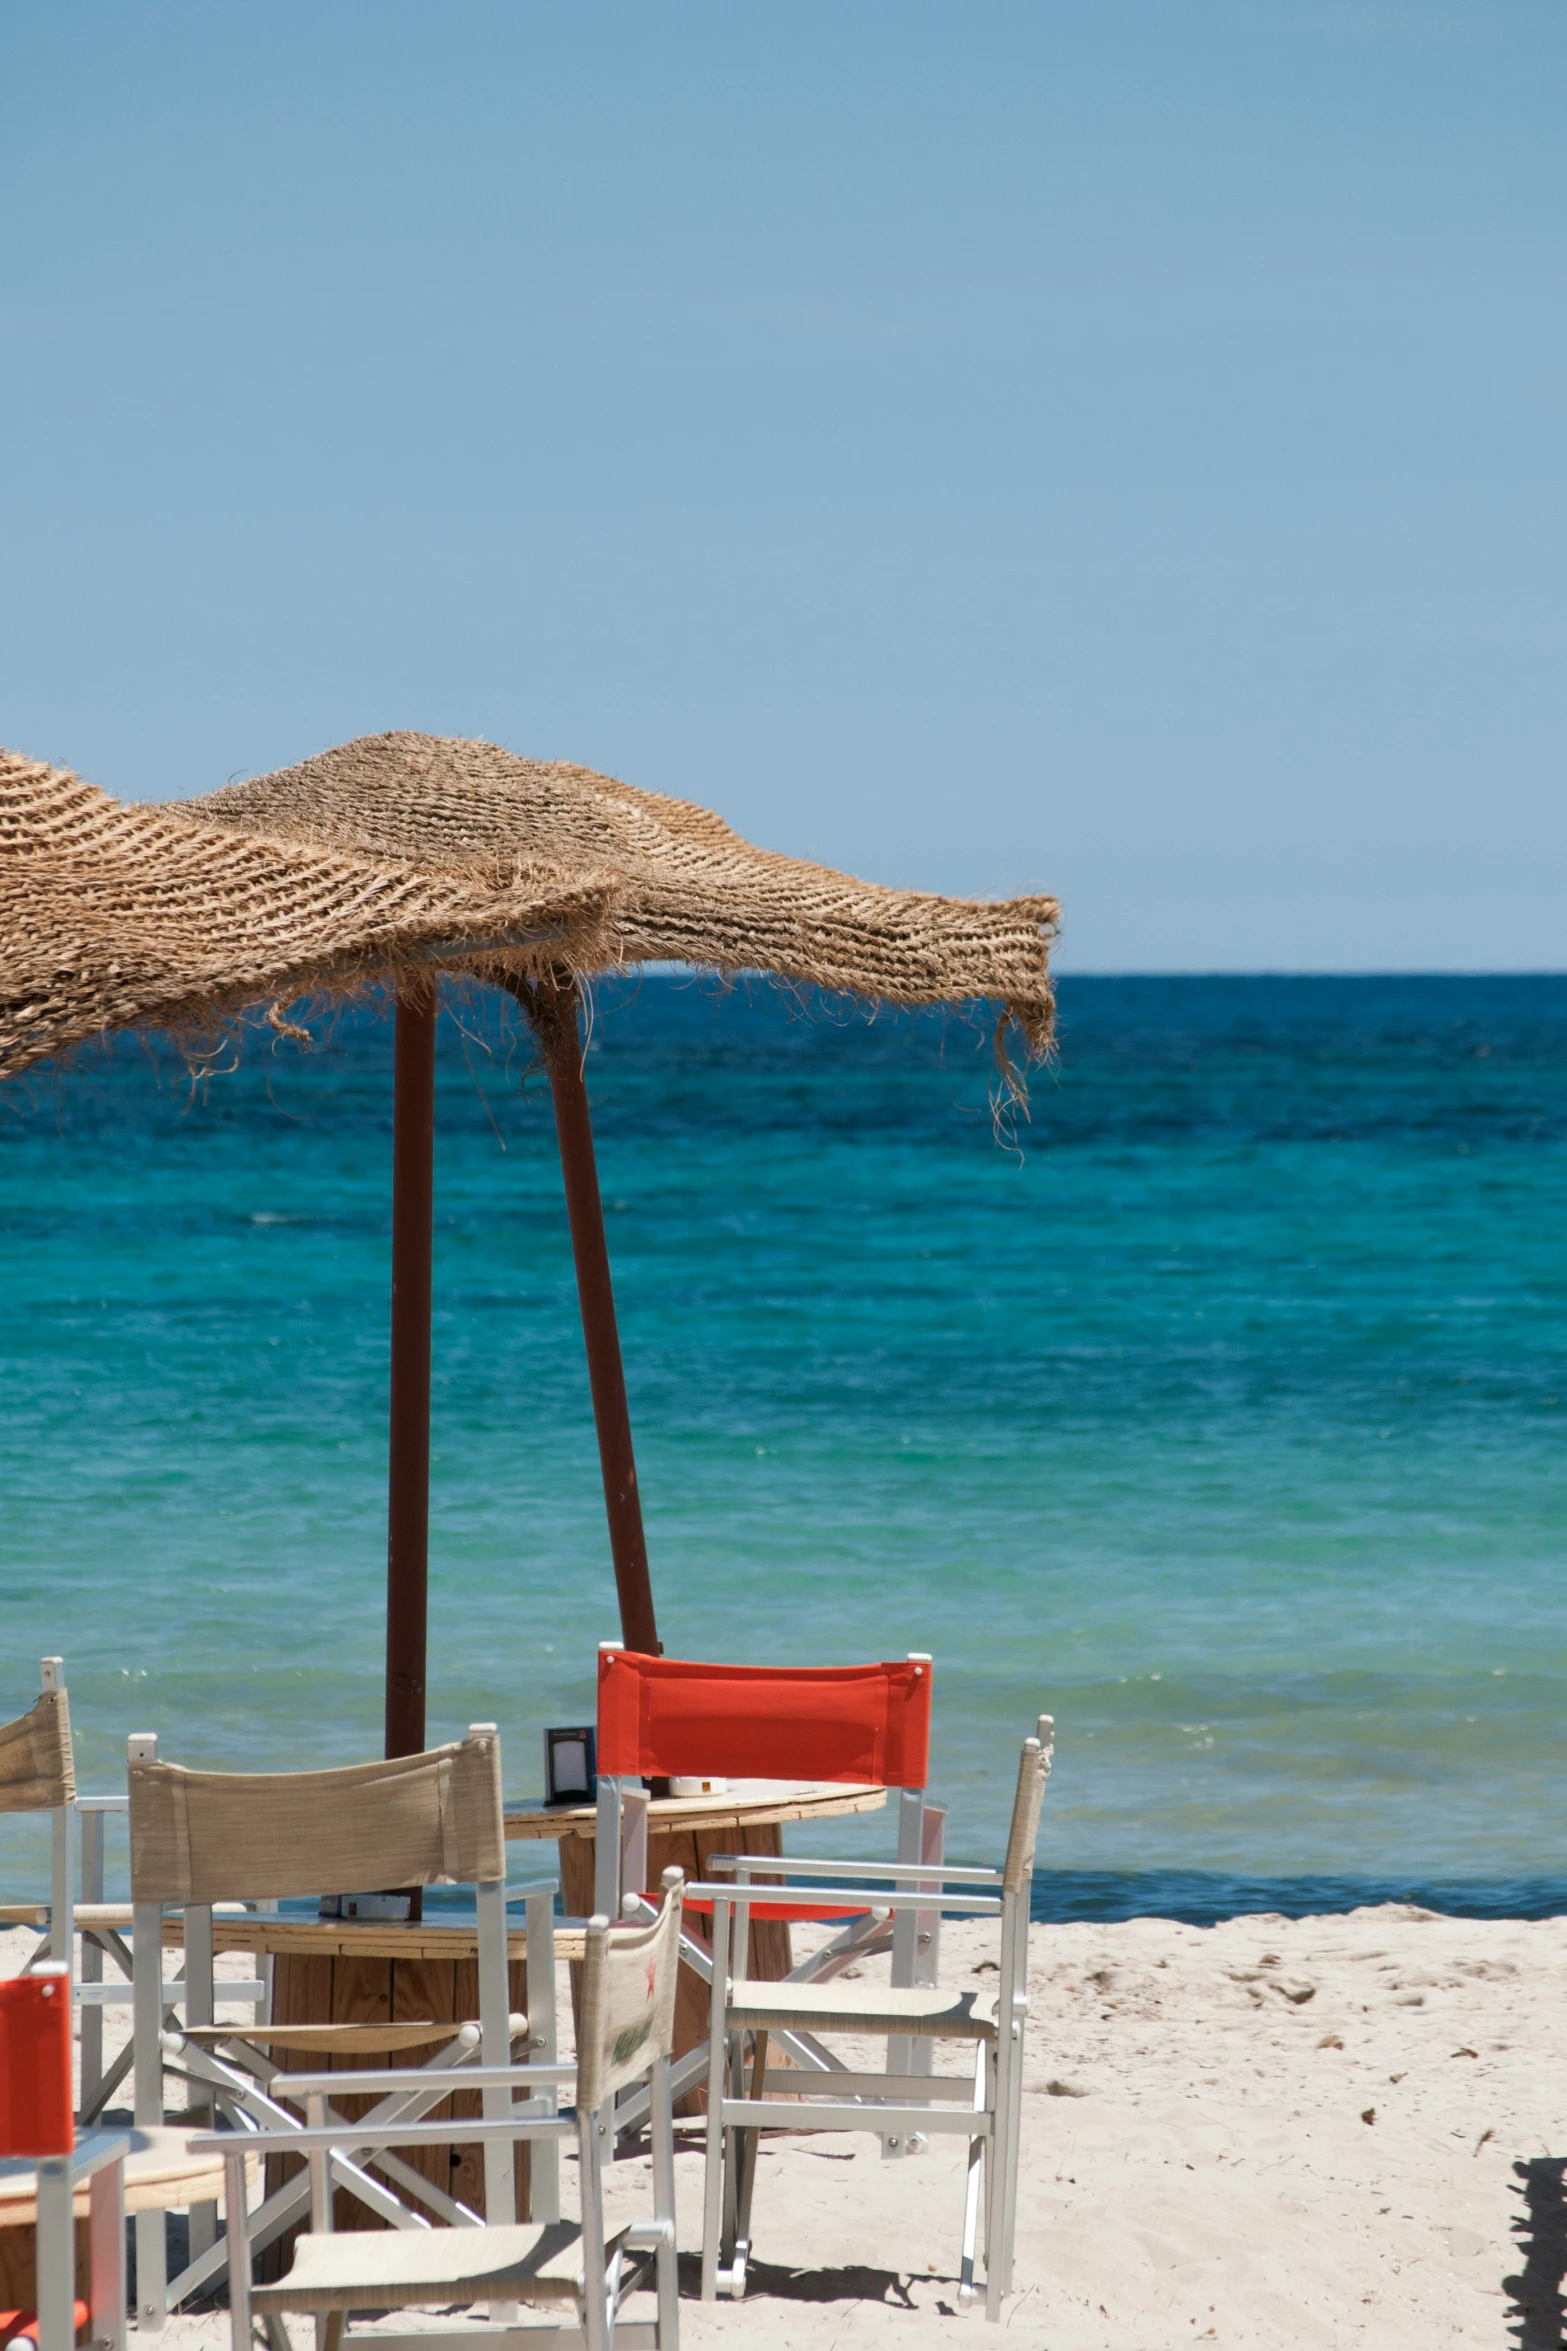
2;733;1058;1758
187;730;1059;1051
0;745;616;1081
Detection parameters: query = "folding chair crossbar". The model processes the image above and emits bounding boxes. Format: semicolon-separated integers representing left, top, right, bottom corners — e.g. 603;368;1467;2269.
158;2020;552;2303
159;2007;536;2310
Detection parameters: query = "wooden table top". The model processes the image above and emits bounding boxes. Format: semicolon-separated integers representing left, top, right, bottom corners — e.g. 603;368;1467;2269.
504;1778;887;1840
163;1915;587;1963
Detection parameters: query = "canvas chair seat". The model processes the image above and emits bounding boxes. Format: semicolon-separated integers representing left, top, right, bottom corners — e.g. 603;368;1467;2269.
252;2218;618;2312
725;1978;999;2040
177;2021;469;2056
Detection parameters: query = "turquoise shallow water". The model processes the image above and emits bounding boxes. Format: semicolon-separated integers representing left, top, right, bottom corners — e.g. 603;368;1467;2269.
2;974;1564;1915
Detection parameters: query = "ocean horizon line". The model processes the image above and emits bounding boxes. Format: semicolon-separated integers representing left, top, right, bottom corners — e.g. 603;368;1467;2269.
1025;1870;1567;1927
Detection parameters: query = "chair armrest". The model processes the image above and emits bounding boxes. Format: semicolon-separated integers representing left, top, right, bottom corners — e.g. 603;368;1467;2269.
706;1854;1000;1884
687;1882;999;1916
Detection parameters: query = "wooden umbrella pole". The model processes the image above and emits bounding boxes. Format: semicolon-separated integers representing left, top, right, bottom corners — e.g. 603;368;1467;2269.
386;982;437;1760
506;974;660;1657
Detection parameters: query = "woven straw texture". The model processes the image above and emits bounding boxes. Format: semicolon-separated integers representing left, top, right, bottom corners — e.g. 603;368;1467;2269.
0;1691;75;1815
128;1732;504;1905
1001;1716;1054;1894
576;1876;684;2113
0;749;615;1082
190;732;1059;1049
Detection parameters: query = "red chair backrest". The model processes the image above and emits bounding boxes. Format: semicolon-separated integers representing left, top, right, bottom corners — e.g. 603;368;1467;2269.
0;1972;73;2157
597;1651;932;1788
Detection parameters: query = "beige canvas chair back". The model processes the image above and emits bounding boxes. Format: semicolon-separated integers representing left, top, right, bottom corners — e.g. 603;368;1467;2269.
1001;1716;1054;1895
577;1870;684;2114
0;1688;75;1815
129;1730;504;1905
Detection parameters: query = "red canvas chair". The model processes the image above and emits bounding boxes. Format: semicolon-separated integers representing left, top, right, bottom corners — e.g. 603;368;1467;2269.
0;1967;128;2351
693;1721;1054;2318
593;1648;947;2140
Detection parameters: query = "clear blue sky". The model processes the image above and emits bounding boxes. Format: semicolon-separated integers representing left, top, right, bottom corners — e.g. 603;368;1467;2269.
3;3;1562;969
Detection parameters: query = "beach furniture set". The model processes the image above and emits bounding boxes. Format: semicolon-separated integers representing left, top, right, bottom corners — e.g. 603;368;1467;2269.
0;1646;1052;2339
2;734;1061;2337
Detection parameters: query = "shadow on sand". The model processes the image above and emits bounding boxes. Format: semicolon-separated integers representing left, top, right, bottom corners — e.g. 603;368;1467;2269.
675;2252;917;2308
1506;2158;1567;2349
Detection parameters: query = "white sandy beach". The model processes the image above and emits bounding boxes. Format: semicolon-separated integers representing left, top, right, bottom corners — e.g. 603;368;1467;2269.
7;1901;1562;2348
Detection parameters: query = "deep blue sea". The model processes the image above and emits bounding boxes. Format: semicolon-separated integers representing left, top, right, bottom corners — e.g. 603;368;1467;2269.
2;974;1564;1921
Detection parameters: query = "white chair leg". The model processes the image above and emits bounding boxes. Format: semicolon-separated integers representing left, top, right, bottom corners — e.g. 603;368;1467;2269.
700;1912;730;2303
130;1743;168;2336
650;2054;680;2348
579;2111;610;2351
36;2158;74;2351
49;1804;74;1975
475;1871;516;2292
185;1907;218;2266
79;1811;105;2119
984;2037;1005;2321
959;2042;987;2308
718;2028;747;2290
222;2151;252;2351
730;2028;769;2290
89;2154;127;2351
1001;2010;1026;2296
884;1788;926;2157
134;2209;167;2336
524;1884;560;2223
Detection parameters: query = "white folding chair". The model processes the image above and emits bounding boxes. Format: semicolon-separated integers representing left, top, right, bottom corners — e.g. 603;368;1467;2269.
0;1964;129;2351
200;1871;686;2351
693;1717;1052;2320
592;1646;947;2144
127;1724;553;2332
0;1658;141;2121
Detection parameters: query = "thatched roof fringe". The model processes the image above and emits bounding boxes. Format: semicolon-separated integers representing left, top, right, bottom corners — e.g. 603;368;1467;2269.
1;731;1058;1082
192;732;1059;1052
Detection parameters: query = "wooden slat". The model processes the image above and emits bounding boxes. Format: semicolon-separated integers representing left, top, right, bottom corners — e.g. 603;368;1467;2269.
388;1958;472;2231
258;1950;332;2281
